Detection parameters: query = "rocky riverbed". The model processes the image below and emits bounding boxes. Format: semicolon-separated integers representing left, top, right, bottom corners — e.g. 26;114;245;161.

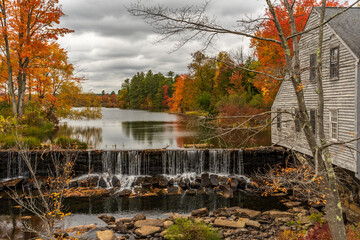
57;200;322;240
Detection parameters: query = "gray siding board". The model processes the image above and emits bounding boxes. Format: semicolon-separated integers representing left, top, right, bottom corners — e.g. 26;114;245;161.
271;10;358;173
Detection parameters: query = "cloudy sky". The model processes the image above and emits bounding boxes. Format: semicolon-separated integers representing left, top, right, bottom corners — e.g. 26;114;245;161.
58;0;266;93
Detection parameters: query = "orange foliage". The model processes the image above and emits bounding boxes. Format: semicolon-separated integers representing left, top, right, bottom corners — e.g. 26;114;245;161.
251;0;346;104
169;74;197;112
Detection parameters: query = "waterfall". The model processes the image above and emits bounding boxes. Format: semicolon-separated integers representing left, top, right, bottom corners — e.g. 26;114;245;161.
95;149;245;177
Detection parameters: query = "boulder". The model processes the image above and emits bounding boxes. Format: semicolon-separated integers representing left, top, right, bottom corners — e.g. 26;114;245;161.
238;218;261;228
220;184;233;198
98;215;115;224
134;219;164;228
284;201;302;208
111;176;121;187
89;176;100;187
190;181;201;189
132;214;146;221
191;208;209;217
116;218;132;224
227;207;261;219
134;226;161;237
167;186;180;195
210;174;219;187
213;219;245;228
238;177;247;189
229;178;239;191
96;230;117;240
262;210;294;218
201;173;211;188
185;190;196;196
98;177;108;188
163;220;174;228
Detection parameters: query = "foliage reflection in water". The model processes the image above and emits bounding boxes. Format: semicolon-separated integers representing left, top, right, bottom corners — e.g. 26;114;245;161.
54;108;270;149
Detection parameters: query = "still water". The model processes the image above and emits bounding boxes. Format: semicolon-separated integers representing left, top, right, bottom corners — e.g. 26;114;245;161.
55;108;270;149
56;108;199;149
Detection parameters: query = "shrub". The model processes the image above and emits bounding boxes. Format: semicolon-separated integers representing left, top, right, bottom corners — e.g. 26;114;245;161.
55;136;88;150
165;218;221;240
0;135;41;149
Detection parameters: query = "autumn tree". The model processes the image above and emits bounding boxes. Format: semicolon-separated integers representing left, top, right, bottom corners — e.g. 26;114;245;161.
0;0;72;117
250;0;346;104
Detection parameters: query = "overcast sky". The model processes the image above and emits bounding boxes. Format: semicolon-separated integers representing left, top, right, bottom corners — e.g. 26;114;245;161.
58;0;266;93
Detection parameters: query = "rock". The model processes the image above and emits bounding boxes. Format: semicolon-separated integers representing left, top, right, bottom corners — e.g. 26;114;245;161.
116;218;132;224
135;226;161;237
210;174;219;187
238;177;247;189
291;207;309;214
191;208;209;217
275;217;292;223
262;210;294;218
228;207;261;219
64;224;97;233
230;178;239;191
134;219;164;228
112;176;121;187
124;222;134;229
132;214;146;221
284;201;302;208
238;218;261;228
163;220;174;228
190;181;201;189
98;177;108;188
201;173;211;188
96;230;117;240
117;189;132;197
0;178;24;190
89;176;100;187
99;215;115;224
107;224;127;234
167;186;180;195
160;230;167;237
213;219;246;228
220;184;233;198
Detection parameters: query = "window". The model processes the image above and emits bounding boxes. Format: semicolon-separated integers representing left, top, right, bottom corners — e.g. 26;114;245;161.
310;109;316;135
277;108;281;131
310;53;317;82
330;47;339;79
329;109;338;139
294;108;300;132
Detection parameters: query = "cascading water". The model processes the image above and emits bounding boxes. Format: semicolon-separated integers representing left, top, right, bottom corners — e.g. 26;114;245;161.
87;149;245;189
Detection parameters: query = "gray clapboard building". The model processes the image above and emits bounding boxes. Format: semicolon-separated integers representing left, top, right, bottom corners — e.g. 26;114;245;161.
271;7;360;175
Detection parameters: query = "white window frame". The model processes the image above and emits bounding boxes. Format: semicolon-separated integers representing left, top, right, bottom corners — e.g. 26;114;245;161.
329;109;339;140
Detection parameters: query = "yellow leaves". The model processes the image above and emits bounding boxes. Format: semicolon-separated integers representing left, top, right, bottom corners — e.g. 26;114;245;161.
297;83;303;92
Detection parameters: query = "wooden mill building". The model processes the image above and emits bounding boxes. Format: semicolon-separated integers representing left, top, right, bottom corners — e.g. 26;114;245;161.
271;7;360;176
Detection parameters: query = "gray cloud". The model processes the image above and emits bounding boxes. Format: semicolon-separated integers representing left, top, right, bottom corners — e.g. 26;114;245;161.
58;0;265;93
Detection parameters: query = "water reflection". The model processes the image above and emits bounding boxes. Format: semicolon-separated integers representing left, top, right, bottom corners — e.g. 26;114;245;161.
55;108;271;149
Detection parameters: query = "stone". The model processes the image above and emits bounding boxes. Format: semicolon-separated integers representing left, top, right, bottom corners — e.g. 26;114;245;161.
284;201;302;208
134;226;161;237
262;210;294;219
238;218;261;228
167;186;180;195
275;217;292;223
96;230;117;240
191;208;209;217
231;207;261;219
134;219;164;228
238;177;247;189
291;207;309;214
89;176;100;187
190;181;201;189
116;218;132;224
220;184;233;198
132;214;146;221
230;178;239;191
160;230;167;237
0;178;24;190
98;215;115;224
201;173;211;188
210;174;219;187
64;224;97;233
163;220;173;228
213;219;246;228
112;176;121;187
98;177;108;188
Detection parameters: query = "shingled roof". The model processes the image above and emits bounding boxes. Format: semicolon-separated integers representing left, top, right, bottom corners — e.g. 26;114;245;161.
314;7;360;59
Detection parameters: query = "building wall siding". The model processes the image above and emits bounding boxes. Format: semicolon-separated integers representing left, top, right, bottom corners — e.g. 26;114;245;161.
271;10;358;172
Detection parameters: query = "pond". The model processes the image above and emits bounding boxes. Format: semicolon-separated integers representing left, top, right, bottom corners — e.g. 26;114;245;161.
54;108;270;149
